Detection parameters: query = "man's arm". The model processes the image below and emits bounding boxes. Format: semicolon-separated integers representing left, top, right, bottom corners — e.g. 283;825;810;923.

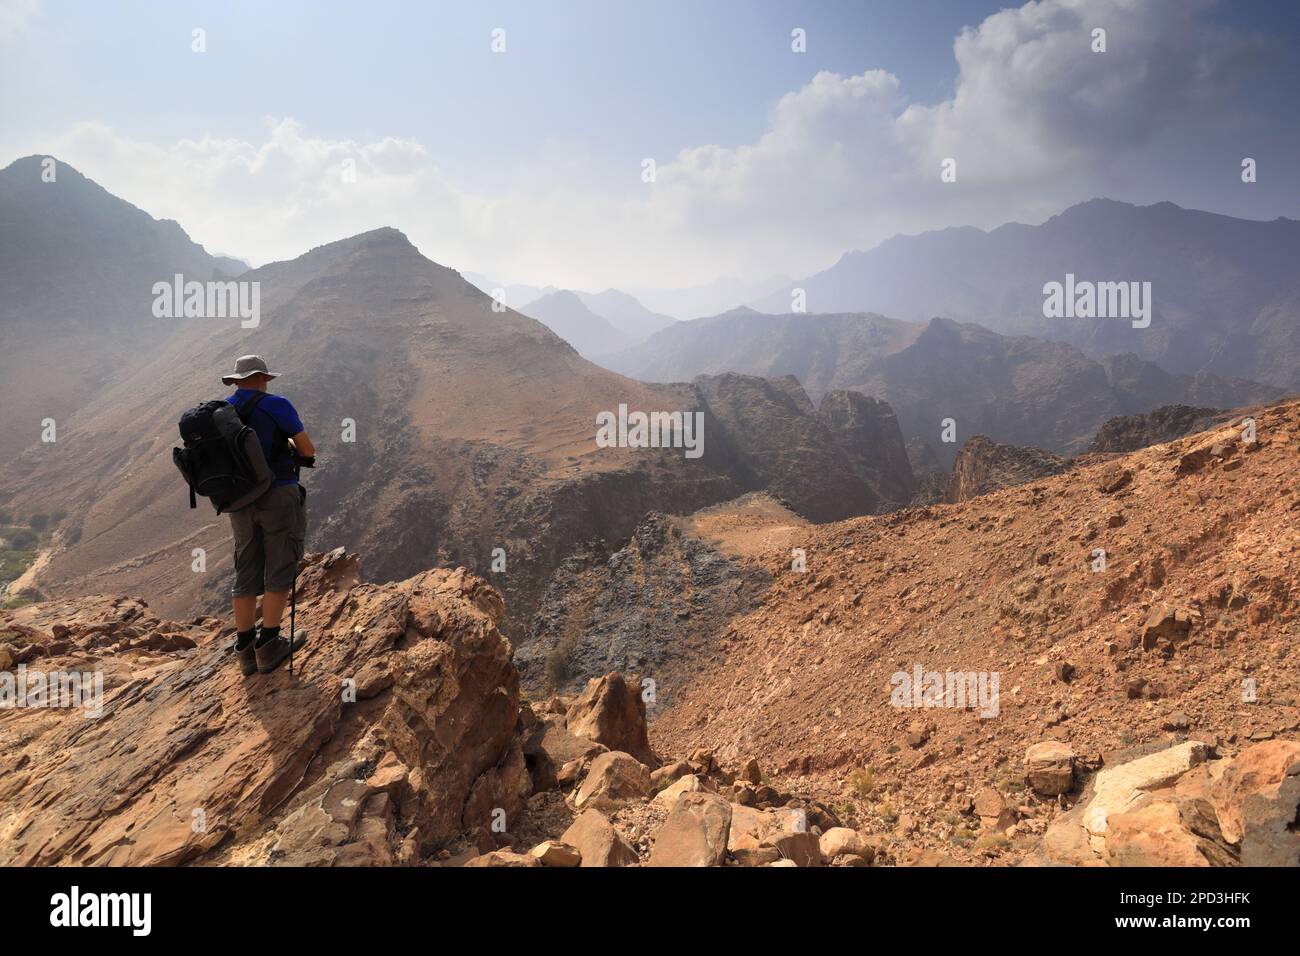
290;431;316;459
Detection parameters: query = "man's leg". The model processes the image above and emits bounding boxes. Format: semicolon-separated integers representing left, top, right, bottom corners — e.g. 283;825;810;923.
252;485;307;672
229;507;265;675
233;594;258;631
261;589;289;628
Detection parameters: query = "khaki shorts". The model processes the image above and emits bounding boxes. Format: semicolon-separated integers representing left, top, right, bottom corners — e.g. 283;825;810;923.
230;484;306;596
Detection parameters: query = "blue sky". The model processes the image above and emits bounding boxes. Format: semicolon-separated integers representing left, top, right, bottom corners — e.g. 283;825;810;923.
2;0;1298;288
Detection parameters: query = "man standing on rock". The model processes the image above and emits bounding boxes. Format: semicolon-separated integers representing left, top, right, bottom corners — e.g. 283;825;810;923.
220;355;314;675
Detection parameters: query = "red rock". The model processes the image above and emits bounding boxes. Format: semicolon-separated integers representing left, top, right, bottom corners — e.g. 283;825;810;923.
564;672;657;767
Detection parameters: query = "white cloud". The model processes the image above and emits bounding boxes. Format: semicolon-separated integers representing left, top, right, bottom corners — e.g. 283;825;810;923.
0;0;40;40
1;0;1262;289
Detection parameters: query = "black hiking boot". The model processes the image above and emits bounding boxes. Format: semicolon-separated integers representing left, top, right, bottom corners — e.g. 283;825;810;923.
254;625;307;674
234;630;258;676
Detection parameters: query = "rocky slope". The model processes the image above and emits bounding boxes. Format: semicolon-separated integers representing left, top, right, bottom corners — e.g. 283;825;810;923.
518;494;807;698
651;399;1300;863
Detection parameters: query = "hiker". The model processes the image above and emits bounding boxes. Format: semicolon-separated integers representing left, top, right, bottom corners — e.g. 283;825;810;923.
219;355;314;675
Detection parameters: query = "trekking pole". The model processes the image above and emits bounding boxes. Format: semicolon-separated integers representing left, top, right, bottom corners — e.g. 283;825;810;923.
289;571;296;676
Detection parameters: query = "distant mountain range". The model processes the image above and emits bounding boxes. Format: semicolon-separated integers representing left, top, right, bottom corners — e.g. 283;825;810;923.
518;289;634;358
464;275;676;357
750;199;1300;391
607;310;1280;465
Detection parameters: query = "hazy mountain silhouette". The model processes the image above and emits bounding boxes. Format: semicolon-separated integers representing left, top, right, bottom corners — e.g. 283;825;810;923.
632;273;792;321
574;289;676;341
0;155;238;461
521;289;634;358
751;199;1300;390
609;311;1279;465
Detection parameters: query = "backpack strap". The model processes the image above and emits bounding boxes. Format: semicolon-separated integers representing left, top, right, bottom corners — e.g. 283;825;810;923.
235;391;271;423
235;392;299;481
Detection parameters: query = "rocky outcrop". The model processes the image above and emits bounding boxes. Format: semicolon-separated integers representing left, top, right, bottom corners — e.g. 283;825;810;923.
816;390;917;510
1210;739;1300;866
0;549;524;866
945;435;1069;502
564;672;657;766
517;509;773;695
1040;741;1299;867
1088;404;1227;453
691;372;906;521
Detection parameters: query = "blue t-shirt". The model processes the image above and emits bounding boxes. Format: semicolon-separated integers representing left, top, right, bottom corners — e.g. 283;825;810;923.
227;389;305;487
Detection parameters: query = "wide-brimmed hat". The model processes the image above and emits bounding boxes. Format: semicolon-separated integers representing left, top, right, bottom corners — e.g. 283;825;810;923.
220;354;280;386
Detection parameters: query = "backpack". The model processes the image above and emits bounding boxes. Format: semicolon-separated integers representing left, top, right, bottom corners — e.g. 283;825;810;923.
172;394;273;514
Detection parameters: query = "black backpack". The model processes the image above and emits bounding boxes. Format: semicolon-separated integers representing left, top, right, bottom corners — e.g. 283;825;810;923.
172;395;273;513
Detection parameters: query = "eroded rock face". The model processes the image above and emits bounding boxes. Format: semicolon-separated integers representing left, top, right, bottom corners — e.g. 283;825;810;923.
1088;405;1226;454
0;549;521;866
690;372;900;521
816;389;917;510
946;436;1069;503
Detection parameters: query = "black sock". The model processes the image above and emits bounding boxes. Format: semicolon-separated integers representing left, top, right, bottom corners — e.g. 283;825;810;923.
256;625;281;647
235;628;257;649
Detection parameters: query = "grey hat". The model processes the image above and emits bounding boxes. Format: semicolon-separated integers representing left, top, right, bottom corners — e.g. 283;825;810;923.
221;354;279;386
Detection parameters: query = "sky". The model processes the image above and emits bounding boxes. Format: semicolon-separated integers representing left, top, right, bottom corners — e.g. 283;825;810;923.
2;0;1298;290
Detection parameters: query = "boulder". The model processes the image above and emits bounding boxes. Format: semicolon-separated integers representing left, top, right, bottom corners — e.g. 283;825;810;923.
565;672;657;767
1082;741;1211;846
727;804;795;865
973;787;1016;830
1024;741;1076;796
1104;796;1236;867
573;751;652;811
529;840;582;867
650;759;692;790
760;811;822;867
464;850;542;868
648;791;732;867
653;773;706;810
818;827;874;863
560;809;639;867
1209;740;1300;866
522;716;607;792
1140;606;1195;652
